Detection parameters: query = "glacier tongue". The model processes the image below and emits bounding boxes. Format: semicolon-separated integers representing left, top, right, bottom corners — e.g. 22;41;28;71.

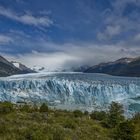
0;72;140;114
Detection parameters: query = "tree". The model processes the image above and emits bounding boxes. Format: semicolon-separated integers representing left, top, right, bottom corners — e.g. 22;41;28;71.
114;120;136;140
107;102;125;128
39;103;49;113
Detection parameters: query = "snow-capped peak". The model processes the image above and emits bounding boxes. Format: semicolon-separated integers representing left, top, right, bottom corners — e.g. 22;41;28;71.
12;62;20;68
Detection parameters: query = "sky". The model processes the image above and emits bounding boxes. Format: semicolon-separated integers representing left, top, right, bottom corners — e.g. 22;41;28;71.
0;0;140;70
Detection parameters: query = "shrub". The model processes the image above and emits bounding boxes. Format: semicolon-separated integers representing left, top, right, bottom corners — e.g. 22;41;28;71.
113;120;136;140
63;119;77;129
20;104;31;112
39;103;49;113
131;113;140;140
53;127;66;140
90;111;107;121
84;111;89;115
0;122;7;134
32;104;39;112
30;130;47;140
0;101;14;114
73;110;83;118
132;113;140;122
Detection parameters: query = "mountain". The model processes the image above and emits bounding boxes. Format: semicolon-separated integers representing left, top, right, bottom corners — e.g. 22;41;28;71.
62;65;90;72
11;61;35;74
0;56;20;77
0;55;35;77
121;57;140;77
71;65;90;72
84;57;140;77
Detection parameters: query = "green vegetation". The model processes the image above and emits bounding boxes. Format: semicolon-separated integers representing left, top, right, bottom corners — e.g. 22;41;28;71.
0;101;13;114
39;103;49;113
107;102;125;128
73;110;83;118
90;111;107;121
114;120;136;140
0;101;139;140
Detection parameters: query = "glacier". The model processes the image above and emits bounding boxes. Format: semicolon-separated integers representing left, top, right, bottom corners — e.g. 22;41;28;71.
0;72;140;115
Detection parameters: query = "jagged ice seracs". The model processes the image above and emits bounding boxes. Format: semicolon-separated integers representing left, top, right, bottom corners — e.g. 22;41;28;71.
0;72;140;116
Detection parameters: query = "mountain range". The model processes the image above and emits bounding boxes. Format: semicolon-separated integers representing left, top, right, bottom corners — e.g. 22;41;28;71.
84;57;140;77
0;55;35;77
0;55;140;77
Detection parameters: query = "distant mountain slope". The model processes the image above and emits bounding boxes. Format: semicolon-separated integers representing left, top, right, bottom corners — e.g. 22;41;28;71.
0;56;20;77
62;65;90;72
12;61;35;74
71;65;90;72
0;55;35;77
121;57;140;77
84;57;140;77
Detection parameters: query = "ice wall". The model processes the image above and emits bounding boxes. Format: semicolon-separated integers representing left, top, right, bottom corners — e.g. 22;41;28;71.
0;73;140;114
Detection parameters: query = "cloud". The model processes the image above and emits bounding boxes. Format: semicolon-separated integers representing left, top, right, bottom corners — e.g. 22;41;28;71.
112;0;140;10
0;35;13;44
96;0;140;43
97;25;121;40
106;25;121;36
134;33;140;42
0;29;139;71
0;6;53;27
4;43;140;71
0;0;140;70
11;52;79;71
